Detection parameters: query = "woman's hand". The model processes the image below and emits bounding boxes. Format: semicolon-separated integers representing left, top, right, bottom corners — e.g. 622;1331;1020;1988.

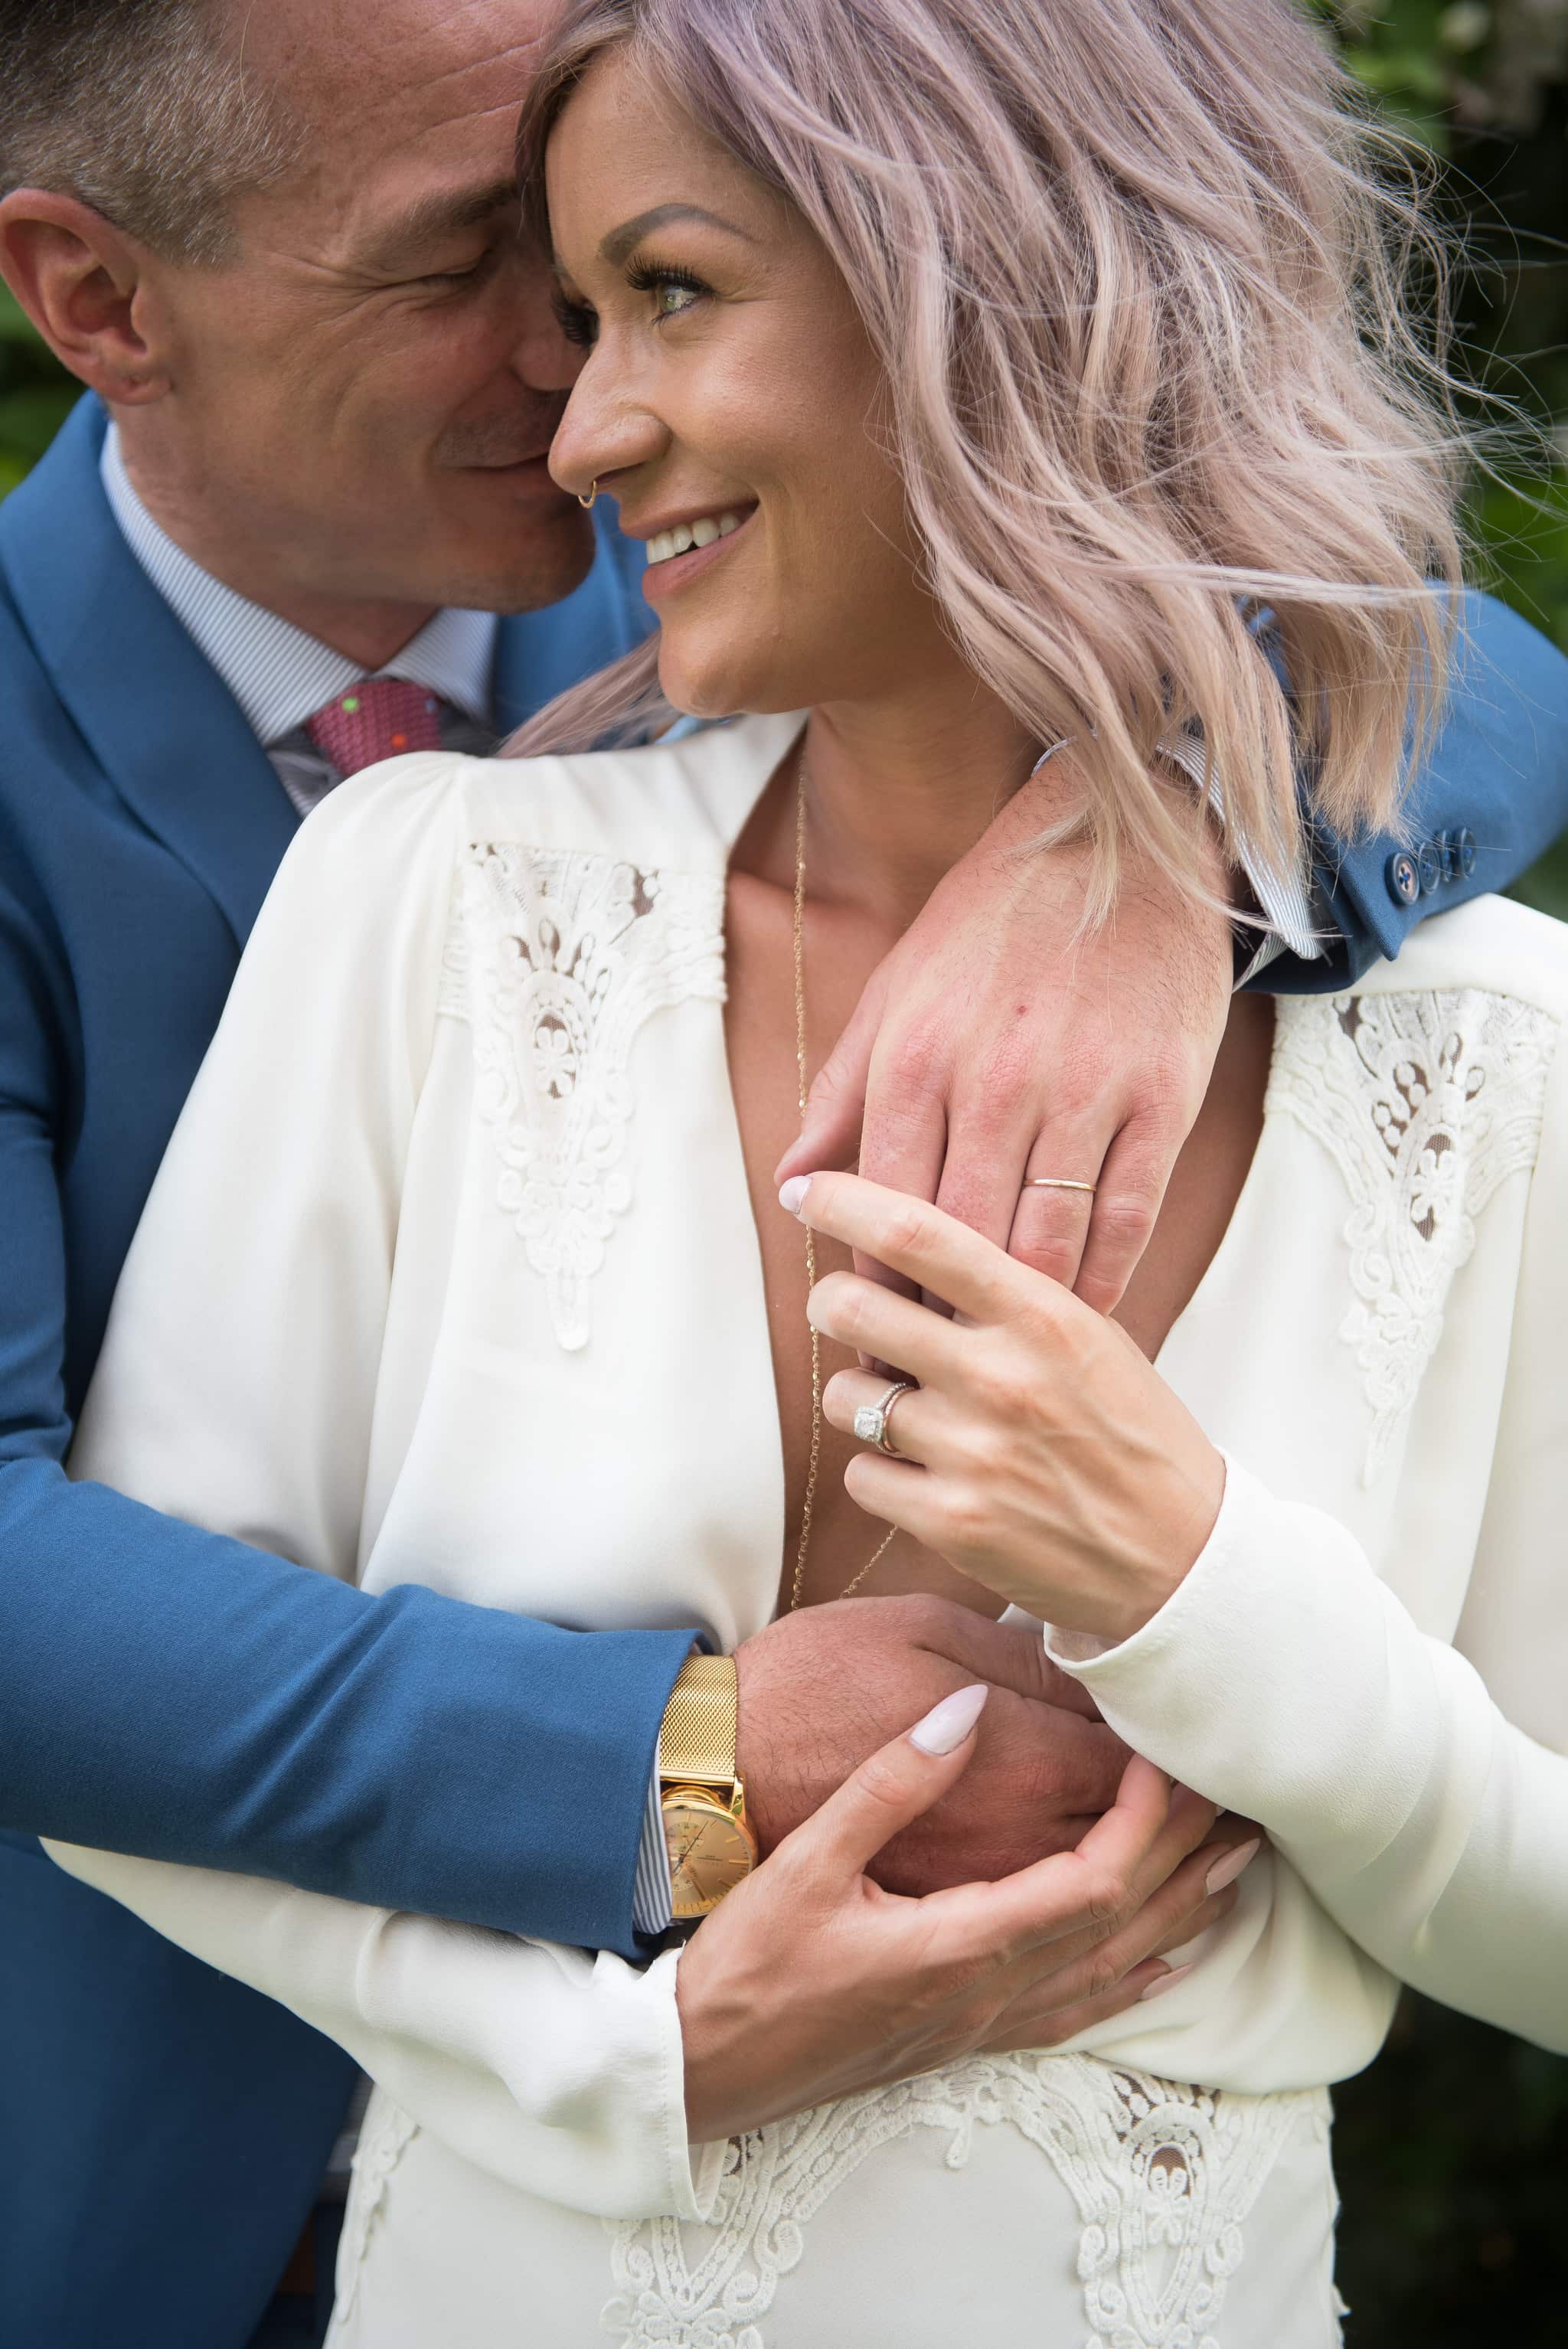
678;1684;1260;2144
786;1170;1224;1642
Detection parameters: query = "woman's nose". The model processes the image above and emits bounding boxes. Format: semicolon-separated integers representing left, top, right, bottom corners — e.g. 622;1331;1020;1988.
548;351;669;503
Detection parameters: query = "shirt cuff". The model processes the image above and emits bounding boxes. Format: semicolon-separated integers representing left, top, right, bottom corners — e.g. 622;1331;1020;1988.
1155;724;1325;984
632;1761;674;1936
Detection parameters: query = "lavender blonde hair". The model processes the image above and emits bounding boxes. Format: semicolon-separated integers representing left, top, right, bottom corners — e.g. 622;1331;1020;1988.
510;0;1465;913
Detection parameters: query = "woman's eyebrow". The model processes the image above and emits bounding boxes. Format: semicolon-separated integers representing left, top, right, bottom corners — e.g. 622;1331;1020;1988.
598;203;758;266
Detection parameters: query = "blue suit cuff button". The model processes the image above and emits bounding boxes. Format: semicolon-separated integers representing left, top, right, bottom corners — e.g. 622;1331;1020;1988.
1387;849;1421;906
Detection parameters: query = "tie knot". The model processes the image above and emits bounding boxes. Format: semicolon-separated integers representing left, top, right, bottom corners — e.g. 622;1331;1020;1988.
303;677;445;779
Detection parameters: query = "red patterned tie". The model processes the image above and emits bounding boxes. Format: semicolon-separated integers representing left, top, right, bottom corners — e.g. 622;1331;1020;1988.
302;677;445;778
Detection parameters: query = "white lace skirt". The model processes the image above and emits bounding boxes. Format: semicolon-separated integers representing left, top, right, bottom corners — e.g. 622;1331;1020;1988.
328;2057;1343;2349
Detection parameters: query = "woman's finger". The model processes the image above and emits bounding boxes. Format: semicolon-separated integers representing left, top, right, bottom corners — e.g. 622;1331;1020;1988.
978;1838;1263;2051
783;1170;1026;1326
1148;1883;1240;1959
807;1267;970;1387
981;1955;1187;2054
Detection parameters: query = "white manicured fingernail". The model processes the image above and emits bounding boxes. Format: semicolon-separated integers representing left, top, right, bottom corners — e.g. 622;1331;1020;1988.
909;1683;989;1755
1205;1838;1262;1896
1138;1962;1194;2003
779;1176;812;1216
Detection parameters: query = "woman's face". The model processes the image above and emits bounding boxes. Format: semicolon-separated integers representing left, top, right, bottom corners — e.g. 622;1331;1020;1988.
546;51;939;717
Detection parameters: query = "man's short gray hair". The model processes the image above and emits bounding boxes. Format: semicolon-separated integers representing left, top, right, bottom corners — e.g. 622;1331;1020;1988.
0;0;302;265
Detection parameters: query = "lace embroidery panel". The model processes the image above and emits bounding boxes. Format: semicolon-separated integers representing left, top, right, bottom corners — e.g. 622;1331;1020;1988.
602;2056;1321;2349
1269;989;1557;1485
438;843;727;1350
327;2098;420;2334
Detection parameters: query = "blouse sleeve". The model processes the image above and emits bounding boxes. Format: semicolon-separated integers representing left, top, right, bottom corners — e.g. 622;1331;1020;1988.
46;758;720;2223
1044;1005;1568;2057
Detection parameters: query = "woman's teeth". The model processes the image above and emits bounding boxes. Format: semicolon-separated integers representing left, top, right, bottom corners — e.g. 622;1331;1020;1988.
645;511;743;567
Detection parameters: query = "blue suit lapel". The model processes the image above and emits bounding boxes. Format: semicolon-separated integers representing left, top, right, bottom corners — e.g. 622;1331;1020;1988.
0;397;297;949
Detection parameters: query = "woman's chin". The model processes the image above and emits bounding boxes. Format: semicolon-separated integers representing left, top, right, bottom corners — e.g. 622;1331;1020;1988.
658;649;808;724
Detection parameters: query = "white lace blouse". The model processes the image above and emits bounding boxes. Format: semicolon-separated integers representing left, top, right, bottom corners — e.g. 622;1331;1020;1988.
48;714;1568;2347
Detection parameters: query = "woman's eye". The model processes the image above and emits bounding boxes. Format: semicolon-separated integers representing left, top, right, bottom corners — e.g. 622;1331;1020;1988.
625;260;712;325
654;279;701;319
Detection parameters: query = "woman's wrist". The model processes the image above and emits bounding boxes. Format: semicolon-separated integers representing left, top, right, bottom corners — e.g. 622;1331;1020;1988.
1080;1439;1227;1648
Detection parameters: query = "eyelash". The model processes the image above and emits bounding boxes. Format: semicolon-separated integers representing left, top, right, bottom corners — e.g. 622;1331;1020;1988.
424;247;501;290
551;258;714;348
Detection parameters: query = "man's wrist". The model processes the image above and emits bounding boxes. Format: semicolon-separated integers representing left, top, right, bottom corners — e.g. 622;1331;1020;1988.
633;1763;675;1936
640;1651;756;1936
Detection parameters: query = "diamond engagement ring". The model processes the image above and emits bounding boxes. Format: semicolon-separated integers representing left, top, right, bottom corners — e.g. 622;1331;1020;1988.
853;1379;915;1457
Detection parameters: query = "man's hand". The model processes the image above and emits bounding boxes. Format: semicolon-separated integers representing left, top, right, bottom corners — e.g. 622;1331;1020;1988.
679;1694;1259;2144
734;1594;1129;1893
775;753;1233;1315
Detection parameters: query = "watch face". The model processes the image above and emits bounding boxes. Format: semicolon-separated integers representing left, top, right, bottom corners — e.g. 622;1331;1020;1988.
664;1798;756;1919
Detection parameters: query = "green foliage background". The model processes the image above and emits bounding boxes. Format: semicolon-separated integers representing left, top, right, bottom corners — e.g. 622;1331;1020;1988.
1;5;1565;2338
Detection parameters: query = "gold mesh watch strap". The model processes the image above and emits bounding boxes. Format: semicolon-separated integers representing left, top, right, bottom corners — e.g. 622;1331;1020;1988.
658;1654;738;1788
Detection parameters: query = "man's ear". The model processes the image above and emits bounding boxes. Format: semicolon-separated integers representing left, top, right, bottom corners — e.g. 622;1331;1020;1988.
0;189;172;406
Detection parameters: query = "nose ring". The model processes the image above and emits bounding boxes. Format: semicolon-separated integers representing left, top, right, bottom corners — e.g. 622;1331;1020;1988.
577;479;599;509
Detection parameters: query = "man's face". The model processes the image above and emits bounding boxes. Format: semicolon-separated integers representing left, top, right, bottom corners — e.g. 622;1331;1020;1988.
141;0;593;616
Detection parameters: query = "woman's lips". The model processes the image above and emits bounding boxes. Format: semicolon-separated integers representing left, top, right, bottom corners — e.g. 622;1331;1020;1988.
639;508;757;603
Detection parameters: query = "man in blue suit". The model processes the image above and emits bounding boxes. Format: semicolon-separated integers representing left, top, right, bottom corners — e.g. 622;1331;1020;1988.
2;3;1566;2346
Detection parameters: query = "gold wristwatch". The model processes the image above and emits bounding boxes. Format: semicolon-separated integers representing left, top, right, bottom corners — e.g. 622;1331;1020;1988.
658;1655;757;1921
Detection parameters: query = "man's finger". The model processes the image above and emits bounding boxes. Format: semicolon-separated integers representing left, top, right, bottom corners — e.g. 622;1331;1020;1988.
929;1074;1042;1260
1008;1112;1120;1292
896;1595;1104;1721
786;1684;991;1880
939;1753;1174;1962
1071;1116;1175;1317
788;1171;1024;1327
776;975;886;1187
851;1049;950;1306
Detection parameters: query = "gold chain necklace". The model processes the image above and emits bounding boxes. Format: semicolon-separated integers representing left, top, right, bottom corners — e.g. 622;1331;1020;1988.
788;751;897;1611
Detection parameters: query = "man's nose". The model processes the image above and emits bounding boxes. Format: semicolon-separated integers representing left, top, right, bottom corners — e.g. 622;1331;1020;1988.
506;254;585;396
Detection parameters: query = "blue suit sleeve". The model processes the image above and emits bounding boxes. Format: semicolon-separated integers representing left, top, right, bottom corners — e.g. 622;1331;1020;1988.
0;880;688;1962
1256;589;1568;996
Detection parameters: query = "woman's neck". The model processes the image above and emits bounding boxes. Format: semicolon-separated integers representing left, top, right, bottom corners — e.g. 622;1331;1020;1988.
789;675;1040;929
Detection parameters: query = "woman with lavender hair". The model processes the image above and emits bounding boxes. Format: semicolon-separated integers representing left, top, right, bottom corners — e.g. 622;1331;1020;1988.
45;0;1568;2341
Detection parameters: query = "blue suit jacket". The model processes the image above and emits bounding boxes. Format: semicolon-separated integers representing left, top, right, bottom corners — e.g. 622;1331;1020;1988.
2;397;1566;2349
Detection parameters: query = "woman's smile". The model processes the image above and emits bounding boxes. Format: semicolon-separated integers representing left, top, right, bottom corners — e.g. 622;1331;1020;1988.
630;501;759;605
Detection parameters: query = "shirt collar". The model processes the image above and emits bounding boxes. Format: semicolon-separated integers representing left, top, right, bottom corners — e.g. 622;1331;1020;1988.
100;423;498;746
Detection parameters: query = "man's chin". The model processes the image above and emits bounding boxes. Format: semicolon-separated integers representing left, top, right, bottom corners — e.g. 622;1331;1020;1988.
425;531;599;619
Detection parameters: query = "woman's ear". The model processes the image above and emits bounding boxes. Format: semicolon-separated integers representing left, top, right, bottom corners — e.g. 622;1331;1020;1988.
0;188;172;406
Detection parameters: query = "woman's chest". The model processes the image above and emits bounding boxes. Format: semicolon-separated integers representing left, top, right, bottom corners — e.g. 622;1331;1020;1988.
356;875;1540;1658
722;874;1010;1620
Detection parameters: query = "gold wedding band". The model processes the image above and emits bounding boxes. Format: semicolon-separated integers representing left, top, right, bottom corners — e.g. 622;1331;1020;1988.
1022;1177;1097;1194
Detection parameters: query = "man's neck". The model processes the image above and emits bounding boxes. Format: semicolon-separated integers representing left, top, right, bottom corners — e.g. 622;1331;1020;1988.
114;417;439;671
